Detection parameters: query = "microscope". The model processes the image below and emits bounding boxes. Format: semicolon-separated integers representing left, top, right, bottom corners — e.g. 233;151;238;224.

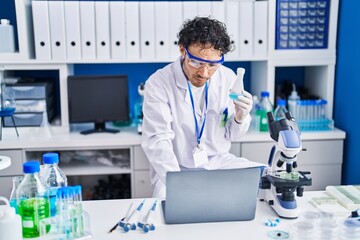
259;111;312;219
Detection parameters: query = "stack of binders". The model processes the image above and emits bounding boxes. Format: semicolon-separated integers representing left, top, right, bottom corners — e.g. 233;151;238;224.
31;0;269;61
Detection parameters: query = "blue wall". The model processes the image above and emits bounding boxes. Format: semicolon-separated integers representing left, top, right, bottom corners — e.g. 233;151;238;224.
1;0;359;184
334;0;360;185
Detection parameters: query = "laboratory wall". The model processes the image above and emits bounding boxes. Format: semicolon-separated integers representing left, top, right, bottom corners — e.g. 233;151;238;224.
334;0;360;185
1;0;359;184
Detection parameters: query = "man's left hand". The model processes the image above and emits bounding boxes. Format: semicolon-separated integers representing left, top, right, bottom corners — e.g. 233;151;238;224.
234;90;253;123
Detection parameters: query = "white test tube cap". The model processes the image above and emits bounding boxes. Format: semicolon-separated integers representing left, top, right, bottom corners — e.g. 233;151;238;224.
0;19;10;25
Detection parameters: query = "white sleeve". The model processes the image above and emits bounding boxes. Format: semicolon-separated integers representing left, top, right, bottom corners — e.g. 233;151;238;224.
141;76;181;185
226;113;251;141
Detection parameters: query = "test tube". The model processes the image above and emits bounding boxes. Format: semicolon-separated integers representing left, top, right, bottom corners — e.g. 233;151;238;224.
63;187;75;237
74;185;84;237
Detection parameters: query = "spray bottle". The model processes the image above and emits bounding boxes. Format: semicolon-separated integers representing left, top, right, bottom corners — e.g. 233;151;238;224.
229;68;245;102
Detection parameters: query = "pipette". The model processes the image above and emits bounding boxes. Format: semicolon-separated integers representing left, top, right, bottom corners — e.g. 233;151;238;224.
138;200;157;233
108;202;133;233
119;199;145;232
229;67;245;101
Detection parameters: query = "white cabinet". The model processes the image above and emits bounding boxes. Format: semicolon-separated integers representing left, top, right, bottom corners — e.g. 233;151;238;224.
240;139;343;191
132;145;152;198
0;150;24;198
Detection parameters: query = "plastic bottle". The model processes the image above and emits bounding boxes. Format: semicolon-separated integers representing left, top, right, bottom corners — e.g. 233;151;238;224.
288;84;300;118
0;19;15;53
40;152;67;217
250;95;260;131
0;196;22;240
256;91;273;132
134;82;145;134
16;161;50;238
274;99;288;120
9;176;23;213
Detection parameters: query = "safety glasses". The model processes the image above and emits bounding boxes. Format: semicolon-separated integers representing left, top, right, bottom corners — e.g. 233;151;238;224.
185;48;224;70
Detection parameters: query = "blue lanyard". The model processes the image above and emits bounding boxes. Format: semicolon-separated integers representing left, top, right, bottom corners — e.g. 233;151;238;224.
187;81;208;145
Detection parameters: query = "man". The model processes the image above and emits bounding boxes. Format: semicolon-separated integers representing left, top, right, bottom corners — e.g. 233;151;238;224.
142;17;261;198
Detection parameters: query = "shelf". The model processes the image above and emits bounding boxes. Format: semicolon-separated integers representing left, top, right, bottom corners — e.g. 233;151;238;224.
61;163;131;176
0;56;268;65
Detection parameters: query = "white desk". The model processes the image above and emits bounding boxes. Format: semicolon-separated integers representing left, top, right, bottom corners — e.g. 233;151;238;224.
83;191;345;240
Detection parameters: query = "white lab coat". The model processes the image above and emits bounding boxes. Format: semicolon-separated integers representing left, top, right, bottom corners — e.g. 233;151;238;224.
142;57;259;198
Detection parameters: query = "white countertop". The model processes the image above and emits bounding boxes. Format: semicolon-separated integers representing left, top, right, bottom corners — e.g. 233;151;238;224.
82;191;349;240
0;125;346;150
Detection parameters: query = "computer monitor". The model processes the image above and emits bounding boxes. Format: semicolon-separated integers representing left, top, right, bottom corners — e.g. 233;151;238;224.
67;75;129;135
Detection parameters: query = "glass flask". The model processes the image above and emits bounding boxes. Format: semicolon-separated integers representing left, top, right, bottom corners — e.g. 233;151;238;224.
9;175;23;213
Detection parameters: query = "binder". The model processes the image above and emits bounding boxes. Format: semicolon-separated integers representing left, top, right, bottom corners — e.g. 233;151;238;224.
64;1;81;60
225;1;240;59
211;1;225;23
169;2;183;59
48;0;66;60
80;1;96;60
110;1;126;59
155;2;170;59
95;1;111;59
197;1;212;18
31;0;52;60
239;1;254;58
140;1;155;59
253;1;268;58
183;1;198;21
125;1;140;59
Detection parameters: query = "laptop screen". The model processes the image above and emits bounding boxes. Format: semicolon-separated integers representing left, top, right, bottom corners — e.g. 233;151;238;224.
163;167;261;224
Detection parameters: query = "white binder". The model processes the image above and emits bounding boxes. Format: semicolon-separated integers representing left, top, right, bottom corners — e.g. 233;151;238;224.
239;1;254;58
211;1;225;23
225;1;240;59
155;2;170;60
140;1;155;59
48;0;66;60
197;1;211;18
32;0;52;60
183;1;198;21
169;2;183;60
110;1;126;59
125;1;140;59
64;1;81;60
95;1;111;59
80;1;96;60
253;1;268;58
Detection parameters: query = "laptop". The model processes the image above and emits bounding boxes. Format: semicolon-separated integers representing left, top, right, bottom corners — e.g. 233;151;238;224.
162;167;261;224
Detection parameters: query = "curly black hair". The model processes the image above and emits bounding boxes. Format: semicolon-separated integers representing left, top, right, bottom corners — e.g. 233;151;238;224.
177;17;233;54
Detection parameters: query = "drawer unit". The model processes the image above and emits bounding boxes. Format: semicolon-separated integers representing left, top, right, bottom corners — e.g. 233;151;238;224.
3;110;54;127
5;81;54;100
3;80;56;127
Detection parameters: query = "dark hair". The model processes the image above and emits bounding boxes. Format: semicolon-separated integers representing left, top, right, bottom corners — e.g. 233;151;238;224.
177;17;233;54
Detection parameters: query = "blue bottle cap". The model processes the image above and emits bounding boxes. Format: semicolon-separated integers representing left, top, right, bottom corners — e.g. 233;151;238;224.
23;161;40;173
276;99;286;106
43;152;59;164
261;91;270;97
74;185;82;195
57;188;63;198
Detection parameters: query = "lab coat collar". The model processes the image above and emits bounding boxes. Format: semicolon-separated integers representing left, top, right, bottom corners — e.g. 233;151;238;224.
172;57;220;117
